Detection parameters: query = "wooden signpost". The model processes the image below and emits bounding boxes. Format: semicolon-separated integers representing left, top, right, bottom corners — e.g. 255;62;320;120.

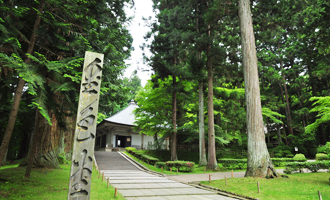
67;51;104;200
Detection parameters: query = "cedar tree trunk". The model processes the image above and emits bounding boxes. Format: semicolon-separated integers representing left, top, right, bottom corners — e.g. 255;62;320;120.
0;0;45;168
171;75;177;161
206;25;217;170
238;0;278;177
198;80;207;166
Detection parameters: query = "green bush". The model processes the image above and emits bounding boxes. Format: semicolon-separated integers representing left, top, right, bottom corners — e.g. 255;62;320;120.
125;147;137;153
218;159;247;169
271;158;296;167
57;153;68;164
316;142;330;154
218;158;303;169
140;154;159;165
164;161;195;172
284;161;330;174
155;162;165;169
316;153;329;161
293;154;307;162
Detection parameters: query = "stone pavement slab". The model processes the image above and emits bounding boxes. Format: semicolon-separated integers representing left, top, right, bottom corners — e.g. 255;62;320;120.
95;151;139;170
125;194;234;200
95;152;237;200
109;179;176;184
111;183;192;189
120;187;216;197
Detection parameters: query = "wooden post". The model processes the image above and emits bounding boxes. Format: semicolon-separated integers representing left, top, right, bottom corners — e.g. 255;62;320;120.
257;181;260;193
209;173;211;183
318;191;322;200
170;167;172;173
154;163;156;169
102;172;104;181
161;166;163;173
225;175;227;185
177;168;178;175
231;170;233;178
107;178;109;188
204;166;206;172
68;51;104;200
114;188;118;197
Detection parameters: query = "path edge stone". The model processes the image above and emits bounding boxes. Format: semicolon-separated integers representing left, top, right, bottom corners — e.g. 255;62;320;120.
118;152;165;177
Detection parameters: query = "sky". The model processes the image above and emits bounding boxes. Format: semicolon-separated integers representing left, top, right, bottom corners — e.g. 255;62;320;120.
124;0;156;87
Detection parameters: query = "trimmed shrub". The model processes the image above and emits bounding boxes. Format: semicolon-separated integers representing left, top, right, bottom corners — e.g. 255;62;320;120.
284;161;330;174
218;159;247;169
316;153;329;161
165;161;195;172
271;158;295;167
293;154;307;162
140;154;159;164
218;158;305;169
155;162;165;169
125;147;137;154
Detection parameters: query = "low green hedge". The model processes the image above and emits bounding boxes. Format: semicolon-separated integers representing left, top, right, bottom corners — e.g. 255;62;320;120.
284;161;330;174
125;147;137;153
125;147;159;165
218;157;308;169
218;159;247;169
155;162;165;169
164;161;195;172
316;153;329;161
140;154;159;165
293;154;307;162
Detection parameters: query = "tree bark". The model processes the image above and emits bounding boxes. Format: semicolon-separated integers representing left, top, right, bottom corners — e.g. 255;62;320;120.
25;109;60;177
280;60;294;136
206;24;217;170
238;0;278;177
277;123;282;144
198;80;207;166
171;75;177;161
196;5;207;166
0;0;45;168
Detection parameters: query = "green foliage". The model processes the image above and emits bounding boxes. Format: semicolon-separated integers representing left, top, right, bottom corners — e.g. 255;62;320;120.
57;153;68;164
284;161;330;174
217;159;247;170
218;158;303;169
315;153;329;161
155;162;165;169
293;154;307;162
316;142;330;154
269;144;294;158
125;148;159;164
125;147;137;153
305;97;330;133
164;161;195;172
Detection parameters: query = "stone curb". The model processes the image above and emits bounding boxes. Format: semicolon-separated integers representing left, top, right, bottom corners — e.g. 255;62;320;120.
118;152;165;177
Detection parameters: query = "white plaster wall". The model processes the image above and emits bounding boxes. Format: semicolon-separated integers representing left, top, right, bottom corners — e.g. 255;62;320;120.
131;134;141;146
144;135;154;147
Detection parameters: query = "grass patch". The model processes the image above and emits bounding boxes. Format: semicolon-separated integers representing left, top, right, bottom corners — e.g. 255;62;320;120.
0;162;124;200
201;172;330;200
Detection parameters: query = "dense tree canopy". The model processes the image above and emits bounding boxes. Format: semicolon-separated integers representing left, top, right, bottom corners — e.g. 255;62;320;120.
0;0;134;169
136;0;330;174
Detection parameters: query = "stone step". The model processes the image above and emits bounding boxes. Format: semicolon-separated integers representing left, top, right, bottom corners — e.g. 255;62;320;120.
119;188;216;197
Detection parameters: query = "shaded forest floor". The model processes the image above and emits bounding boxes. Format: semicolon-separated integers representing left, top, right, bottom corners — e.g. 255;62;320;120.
0;163;124;200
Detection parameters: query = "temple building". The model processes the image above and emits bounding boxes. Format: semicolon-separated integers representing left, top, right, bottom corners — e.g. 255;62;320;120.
95;100;154;151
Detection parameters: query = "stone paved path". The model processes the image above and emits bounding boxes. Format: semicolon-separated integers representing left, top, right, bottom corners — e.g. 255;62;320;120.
94;152;236;200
